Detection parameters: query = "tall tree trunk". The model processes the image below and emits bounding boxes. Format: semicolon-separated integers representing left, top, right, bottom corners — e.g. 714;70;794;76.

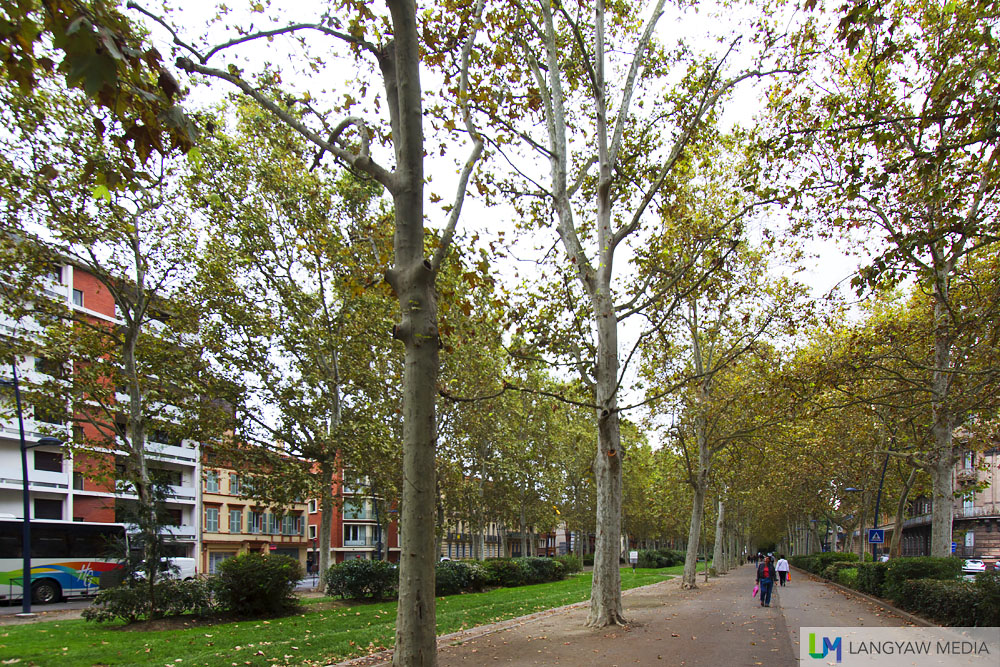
929;279;956;557
381;4;438;662
318;460;335;583
712;498;725;575
889;467;919;558
682;478;706;588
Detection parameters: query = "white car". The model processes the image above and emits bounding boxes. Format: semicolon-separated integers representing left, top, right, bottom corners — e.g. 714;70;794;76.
962;559;986;574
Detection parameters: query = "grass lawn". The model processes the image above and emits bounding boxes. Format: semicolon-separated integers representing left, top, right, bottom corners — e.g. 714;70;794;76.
0;566;684;666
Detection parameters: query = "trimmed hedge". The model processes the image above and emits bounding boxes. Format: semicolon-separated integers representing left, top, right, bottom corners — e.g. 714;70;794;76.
883;556;961;601
637;549;685;568
822;562;859;581
836;568;859;589
856;562;888;597
325;559;398;601
791;551;859;575
894;579;977;626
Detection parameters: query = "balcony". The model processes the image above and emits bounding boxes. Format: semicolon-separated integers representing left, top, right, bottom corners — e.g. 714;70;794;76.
146;441;198;464
956;468;978;485
343;538;374;547
955;504;1000;519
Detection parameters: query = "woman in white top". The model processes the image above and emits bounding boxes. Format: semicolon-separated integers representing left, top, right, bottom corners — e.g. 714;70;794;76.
775;555;790;586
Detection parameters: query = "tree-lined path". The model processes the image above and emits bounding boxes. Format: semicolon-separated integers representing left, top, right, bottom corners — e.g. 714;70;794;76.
359;566;918;666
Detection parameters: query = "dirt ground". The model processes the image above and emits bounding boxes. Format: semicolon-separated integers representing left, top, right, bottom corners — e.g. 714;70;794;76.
343;568;795;667
340;563;923;667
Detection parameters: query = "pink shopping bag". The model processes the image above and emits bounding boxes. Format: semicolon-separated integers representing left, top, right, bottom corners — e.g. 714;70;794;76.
752;584;759;598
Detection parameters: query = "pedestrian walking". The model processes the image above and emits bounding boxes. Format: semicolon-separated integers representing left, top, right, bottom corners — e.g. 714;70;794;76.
756;555;778;607
775;554;789;586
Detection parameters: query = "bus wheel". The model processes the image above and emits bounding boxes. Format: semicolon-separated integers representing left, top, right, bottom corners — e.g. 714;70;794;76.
31;580;62;604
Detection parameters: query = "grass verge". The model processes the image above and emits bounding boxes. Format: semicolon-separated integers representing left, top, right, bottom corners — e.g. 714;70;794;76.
0;566;683;666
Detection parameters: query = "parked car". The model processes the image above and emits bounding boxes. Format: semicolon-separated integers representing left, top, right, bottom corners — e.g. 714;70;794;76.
135;557;198;580
962;558;986;574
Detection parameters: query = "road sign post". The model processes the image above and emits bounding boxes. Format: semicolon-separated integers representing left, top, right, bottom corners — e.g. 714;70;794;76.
629;550;638;572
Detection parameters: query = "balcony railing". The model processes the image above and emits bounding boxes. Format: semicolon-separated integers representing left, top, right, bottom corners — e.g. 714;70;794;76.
343;538;374;547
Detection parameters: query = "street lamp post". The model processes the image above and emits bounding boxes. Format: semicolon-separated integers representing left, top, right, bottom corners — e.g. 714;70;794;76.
2;362;65;616
872;454;890;561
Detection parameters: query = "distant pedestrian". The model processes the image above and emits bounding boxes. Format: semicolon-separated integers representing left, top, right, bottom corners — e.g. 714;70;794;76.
775;555;789;586
756;555;778;607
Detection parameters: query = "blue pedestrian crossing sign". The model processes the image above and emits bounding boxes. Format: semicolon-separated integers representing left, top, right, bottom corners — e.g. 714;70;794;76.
868;529;885;544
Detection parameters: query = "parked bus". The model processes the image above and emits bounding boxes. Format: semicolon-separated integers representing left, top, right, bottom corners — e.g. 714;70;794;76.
0;518;126;604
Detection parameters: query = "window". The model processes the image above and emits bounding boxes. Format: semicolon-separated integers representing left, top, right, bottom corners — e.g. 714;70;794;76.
269;513;281;534
33;450;63;473
73;472;84;490
343;499;368;520
33;404;66;425
282;515;295;535
249;511;263;534
307;499;318;514
208;551;235;574
164;509;182;527
46;265;62;283
229;509;242;533
72;289;84;306
34;356;67;379
344;525;368;546
34;498;62;520
151;467;182;487
205;470;219;493
229;473;241;496
205;507;219;532
308;524;318;540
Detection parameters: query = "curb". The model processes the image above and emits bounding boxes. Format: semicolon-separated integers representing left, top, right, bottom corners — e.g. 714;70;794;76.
332;575;681;667
790;566;934;628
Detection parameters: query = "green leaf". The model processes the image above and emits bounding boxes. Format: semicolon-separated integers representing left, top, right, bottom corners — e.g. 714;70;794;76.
91;184;111;202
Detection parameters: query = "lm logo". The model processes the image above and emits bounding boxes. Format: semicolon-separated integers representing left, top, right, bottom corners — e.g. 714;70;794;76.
808;633;842;663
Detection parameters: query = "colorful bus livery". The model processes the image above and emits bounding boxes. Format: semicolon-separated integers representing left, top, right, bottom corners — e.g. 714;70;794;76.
0;519;126;604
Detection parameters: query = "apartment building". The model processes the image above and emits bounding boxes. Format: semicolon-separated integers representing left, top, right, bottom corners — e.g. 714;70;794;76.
880;441;1000;563
0;261;201;557
305;473;399;570
199;458;309;574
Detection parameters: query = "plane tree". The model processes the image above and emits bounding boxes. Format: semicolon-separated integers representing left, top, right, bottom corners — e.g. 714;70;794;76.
187;97;401;578
0;69;230;596
472;0;805;626
130;1;490;660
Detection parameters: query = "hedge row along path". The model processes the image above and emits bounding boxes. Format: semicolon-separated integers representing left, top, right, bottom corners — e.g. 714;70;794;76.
354;564;919;666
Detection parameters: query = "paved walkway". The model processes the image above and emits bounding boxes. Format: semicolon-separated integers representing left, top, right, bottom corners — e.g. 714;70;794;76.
357;564;919;666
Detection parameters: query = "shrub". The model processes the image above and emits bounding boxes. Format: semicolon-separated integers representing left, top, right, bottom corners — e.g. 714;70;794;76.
789;555;814;572
83;584;151;624
464;561;493;591
215;552;302;617
582;554;594;567
883;556;962;602
836;568;859;589
973;570;1000;627
484;558;526;587
435;561;473;596
555;554;582;573
637;550;671;568
522;557;564;584
822;562;859;581
325;559;398;601
83;578;214;624
894;579;978;626
856;562;888;597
